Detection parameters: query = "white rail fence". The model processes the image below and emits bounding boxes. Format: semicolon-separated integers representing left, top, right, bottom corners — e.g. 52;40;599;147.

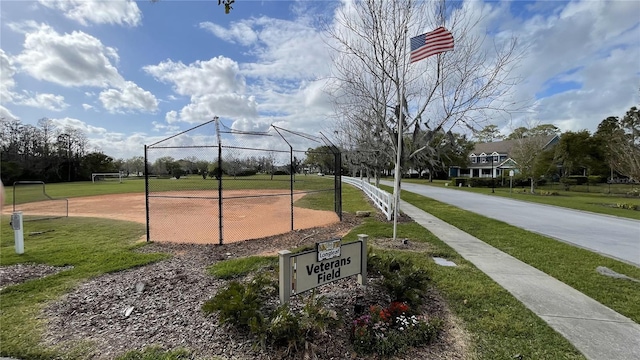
341;176;394;220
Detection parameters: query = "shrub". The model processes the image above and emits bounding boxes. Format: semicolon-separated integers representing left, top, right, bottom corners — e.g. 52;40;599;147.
204;274;338;357
351;302;441;357
368;253;430;308
265;293;338;352
454;177;468;186
616;203;639;211
202;273;277;331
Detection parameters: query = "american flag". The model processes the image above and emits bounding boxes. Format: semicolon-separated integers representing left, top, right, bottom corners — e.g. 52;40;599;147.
410;27;454;63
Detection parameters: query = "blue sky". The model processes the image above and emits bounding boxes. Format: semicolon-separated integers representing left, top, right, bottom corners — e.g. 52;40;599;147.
1;0;639;160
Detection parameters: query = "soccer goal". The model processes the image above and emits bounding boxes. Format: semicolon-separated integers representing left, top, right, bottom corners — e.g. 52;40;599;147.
92;172;124;183
12;181;69;221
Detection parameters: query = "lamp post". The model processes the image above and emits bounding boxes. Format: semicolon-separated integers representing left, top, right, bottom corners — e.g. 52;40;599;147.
491;154;495;193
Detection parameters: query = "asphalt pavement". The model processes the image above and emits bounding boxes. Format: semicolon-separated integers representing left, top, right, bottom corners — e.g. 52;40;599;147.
381;180;640;266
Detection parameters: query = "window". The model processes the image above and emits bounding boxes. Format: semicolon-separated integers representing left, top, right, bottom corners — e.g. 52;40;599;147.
470;154;476;163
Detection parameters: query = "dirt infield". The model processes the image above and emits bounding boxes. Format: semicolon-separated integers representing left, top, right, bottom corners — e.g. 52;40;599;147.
4;191;340;244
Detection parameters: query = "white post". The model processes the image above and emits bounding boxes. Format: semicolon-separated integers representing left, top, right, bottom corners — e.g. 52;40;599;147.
11;212;24;254
278;250;292;304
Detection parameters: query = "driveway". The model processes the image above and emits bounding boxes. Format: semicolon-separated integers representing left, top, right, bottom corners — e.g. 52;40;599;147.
381;180;640;267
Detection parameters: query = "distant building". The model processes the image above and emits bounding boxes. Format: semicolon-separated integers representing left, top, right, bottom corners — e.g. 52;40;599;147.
449;135;559;178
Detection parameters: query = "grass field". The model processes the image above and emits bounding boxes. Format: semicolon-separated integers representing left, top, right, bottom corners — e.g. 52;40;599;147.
403;178;640;220
4;174;337;206
6;177;637;359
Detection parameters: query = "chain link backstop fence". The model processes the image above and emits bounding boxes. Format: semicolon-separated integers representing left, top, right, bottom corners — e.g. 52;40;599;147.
144;118;341;244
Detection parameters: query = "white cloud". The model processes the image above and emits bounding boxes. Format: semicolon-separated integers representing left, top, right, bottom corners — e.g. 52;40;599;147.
99;81;159;113
20;93;69;111
38;0;142;27
239;17;332;80
0;49;18;103
82;103;94;110
152;121;180;133
199;21;258;46
50;117;108;135
177;93;258;123
0;105;20;120
14;23;124;88
144;56;244;96
165;110;178;123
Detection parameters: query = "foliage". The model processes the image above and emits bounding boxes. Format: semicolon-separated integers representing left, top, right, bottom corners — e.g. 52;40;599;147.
304;146;336;174
207;256;277;279
202;273;277;330
203;273;339;357
475;125;504;143
265;294;339;352
616;203;638;211
351;302;441;357
368;252;430;308
594;107;640;181
115;346;192;360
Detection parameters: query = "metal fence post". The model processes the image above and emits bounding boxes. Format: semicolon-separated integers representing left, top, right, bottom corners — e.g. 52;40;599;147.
144;145;150;242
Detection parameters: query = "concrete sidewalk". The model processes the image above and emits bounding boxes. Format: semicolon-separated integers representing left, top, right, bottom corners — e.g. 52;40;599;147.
400;200;640;360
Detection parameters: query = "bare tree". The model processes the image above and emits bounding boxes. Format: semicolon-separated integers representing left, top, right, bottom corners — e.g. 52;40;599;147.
328;0;522;179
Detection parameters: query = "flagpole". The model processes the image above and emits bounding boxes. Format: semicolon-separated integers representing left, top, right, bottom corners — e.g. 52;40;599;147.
392;26;409;241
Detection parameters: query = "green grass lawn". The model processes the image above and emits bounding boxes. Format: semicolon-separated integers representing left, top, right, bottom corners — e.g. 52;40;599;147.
0;217;167;359
403;178;640;220
5;174;337;206
379;184;640;323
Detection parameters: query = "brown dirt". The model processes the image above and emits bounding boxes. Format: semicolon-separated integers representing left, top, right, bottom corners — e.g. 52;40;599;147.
5;190;340;244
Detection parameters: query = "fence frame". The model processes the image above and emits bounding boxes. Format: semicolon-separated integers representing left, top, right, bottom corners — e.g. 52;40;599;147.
144;117;342;244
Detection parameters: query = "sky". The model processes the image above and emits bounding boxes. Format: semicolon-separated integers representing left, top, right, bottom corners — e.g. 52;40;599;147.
1;0;639;160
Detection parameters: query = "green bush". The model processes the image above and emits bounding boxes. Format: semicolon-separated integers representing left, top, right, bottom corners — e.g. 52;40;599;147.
616;203;639;211
202;273;277;330
469;178;498;188
368;253;430;308
351;301;441;357
454;177;468;186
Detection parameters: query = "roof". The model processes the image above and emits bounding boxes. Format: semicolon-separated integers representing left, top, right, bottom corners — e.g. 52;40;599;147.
471;135;558;155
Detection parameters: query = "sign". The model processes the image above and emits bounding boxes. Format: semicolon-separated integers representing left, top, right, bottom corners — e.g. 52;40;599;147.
278;234;368;303
317;238;341;261
509;170;514;177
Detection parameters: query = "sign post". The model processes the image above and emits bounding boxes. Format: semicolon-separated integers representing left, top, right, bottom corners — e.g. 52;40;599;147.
279;234;368;304
11;212;24;254
509;170;514;194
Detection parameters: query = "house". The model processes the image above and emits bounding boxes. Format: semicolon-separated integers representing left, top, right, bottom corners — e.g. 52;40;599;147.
449;134;559;179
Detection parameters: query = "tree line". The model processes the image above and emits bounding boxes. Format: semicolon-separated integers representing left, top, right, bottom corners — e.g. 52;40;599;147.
329;106;639;192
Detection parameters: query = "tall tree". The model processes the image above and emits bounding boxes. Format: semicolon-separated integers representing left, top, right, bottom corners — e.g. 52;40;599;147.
595;107;640;181
475;125;504;143
509;125;558;193
329;0;522;186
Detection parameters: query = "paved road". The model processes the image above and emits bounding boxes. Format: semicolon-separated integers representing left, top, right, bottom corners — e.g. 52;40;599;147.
381;180;640;266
